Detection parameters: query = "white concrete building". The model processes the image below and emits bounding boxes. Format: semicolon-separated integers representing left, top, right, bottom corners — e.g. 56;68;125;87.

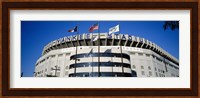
34;33;179;77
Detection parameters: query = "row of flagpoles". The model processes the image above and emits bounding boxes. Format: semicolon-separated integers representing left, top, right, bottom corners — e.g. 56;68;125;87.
68;23;120;40
68;23;120;33
67;23;123;77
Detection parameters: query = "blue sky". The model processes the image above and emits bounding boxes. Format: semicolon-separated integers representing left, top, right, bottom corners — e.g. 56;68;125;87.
21;21;179;77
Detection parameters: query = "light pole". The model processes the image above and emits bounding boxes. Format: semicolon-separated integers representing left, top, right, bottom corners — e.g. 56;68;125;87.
51;65;60;77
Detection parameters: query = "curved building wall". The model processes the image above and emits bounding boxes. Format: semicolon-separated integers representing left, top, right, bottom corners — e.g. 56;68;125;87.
34;46;179;77
68;46;133;77
34;33;179;77
35;46;135;77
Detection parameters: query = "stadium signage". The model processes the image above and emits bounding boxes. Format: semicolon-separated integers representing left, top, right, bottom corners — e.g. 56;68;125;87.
44;33;147;50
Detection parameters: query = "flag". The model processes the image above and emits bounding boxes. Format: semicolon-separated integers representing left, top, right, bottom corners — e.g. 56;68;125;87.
92;35;98;41
68;26;78;32
89;23;99;32
109;25;119;34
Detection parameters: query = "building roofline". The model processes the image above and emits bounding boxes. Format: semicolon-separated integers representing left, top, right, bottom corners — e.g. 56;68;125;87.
41;33;179;64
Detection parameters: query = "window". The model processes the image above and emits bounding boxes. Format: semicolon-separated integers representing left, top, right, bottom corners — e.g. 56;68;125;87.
149;71;152;76
141;71;145;75
156;72;158;77
66;53;70;56
141;66;144;69
138;53;143;56
132;65;136;69
158;69;160;72
51;55;55;58
148;66;151;70
155;67;157;71
58;54;63;57
130;52;135;55
146;54;150;57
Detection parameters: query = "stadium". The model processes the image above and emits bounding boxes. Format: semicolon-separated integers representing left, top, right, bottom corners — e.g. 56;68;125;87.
34;33;179;77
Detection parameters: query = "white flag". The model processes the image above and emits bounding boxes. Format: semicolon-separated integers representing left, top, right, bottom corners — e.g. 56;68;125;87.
109;25;119;34
92;35;98;41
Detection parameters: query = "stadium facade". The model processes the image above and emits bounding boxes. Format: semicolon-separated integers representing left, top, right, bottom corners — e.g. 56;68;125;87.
34;33;179;77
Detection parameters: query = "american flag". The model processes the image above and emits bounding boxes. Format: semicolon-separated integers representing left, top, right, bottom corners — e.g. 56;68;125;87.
89;23;99;32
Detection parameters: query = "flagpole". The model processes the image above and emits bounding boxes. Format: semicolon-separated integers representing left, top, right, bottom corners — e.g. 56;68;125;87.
91;48;93;77
91;29;94;77
91;30;94;46
98;22;100;77
74;25;79;77
118;23;124;76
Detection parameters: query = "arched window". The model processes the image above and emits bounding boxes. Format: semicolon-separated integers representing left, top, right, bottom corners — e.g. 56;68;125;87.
141;66;144;69
149;71;152;76
148;66;151;70
132;65;136;69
